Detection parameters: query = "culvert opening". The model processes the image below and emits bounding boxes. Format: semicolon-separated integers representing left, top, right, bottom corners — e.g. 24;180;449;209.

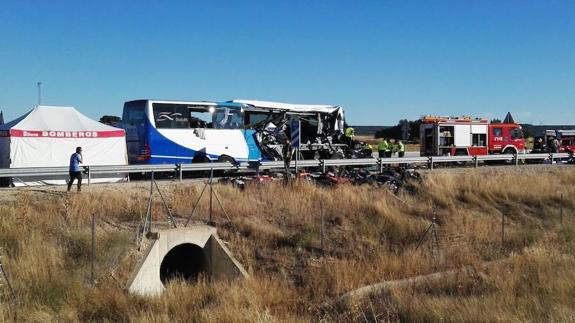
160;243;207;285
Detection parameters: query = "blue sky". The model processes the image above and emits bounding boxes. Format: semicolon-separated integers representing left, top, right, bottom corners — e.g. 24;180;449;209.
0;0;573;125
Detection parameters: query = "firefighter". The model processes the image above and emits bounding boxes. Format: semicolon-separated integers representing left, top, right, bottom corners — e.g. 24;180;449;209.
396;140;405;158
344;126;355;146
363;142;373;158
385;139;393;158
549;136;560;153
378;138;389;158
553;136;561;153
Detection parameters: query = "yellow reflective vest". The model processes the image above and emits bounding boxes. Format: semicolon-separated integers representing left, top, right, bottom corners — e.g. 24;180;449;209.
344;127;355;138
378;140;389;151
397;141;405;152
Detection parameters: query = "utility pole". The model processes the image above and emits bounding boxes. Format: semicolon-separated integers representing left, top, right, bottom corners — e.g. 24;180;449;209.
37;82;42;105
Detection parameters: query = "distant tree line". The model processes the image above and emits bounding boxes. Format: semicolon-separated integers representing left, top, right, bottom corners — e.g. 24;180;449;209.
99;115;121;126
374;119;421;142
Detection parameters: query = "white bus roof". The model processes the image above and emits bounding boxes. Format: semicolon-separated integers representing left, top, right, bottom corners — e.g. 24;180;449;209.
127;99;217;106
232;99;342;114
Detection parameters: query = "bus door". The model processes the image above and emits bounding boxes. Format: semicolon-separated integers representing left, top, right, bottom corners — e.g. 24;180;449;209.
205;107;250;161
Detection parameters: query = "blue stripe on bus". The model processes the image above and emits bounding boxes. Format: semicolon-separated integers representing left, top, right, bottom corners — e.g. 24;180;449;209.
243;129;262;161
146;120;220;163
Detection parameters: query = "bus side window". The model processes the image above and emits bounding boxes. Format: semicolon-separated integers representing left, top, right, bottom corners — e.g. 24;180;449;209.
213;108;243;129
190;110;213;128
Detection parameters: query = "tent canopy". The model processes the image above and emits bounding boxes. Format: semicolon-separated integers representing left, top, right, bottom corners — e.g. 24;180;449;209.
0;105;123;134
0;105;127;185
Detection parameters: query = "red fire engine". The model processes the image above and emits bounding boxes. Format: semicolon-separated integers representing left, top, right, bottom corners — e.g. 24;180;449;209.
420;116;525;157
534;130;575;153
557;130;575;153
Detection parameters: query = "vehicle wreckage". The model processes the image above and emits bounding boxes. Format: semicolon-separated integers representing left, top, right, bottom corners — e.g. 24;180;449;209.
232;100;359;161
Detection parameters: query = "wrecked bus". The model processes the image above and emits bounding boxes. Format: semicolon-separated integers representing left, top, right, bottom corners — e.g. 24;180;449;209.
121;99;349;165
232;100;348;160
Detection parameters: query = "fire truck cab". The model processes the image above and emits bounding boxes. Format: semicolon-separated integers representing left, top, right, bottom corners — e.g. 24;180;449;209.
558;130;575;153
488;123;525;154
420;116;525;156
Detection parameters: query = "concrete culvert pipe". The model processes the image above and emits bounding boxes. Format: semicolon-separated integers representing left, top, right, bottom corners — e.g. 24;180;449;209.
160;243;206;284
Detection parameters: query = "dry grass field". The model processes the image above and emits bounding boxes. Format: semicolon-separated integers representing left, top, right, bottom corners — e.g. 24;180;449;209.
0;166;574;322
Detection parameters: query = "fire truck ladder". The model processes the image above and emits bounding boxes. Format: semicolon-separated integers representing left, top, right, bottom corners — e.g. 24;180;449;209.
0;248;17;304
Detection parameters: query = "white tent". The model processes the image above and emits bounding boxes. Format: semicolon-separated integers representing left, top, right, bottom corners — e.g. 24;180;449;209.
0;105;128;186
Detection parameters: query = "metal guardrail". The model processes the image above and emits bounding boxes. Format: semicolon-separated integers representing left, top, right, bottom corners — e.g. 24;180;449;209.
0;153;571;183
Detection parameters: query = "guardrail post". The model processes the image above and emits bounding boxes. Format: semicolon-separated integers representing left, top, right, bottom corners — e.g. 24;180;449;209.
177;163;182;182
87;166;91;186
378;158;383;174
474;156;478;168
428;156;434;170
550;153;554;164
320;159;326;173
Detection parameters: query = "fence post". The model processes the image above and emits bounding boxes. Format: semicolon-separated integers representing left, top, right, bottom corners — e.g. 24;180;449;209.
501;211;505;248
560;193;563;224
91;213;96;287
320;197;325;254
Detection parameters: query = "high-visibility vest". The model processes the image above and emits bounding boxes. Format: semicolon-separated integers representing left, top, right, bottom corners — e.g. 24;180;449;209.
344;127;355;138
378;140;388;151
397;141;405;152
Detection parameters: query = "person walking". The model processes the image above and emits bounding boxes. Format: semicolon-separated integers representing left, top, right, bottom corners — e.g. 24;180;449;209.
67;147;83;192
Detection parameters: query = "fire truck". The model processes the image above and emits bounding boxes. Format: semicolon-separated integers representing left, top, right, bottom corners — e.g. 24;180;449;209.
420;116;525;157
533;129;575;153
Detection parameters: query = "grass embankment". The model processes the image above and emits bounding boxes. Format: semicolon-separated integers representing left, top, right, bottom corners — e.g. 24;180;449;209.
0;167;574;322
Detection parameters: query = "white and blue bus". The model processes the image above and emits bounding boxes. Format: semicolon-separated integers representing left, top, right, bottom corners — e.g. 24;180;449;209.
121;99;347;164
121;100;261;164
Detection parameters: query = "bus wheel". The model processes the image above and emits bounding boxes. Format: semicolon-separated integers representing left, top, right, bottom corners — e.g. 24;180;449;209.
217;155;237;175
454;150;469;167
503;148;519;164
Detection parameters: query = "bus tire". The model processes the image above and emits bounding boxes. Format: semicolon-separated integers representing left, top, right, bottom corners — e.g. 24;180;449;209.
217;155;237;175
454;150;469;166
503;148;520;165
